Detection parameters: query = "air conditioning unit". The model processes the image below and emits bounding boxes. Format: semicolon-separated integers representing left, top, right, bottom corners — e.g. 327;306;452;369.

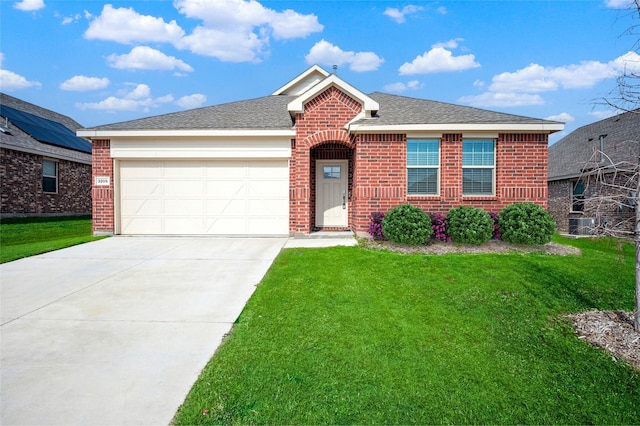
568;217;595;235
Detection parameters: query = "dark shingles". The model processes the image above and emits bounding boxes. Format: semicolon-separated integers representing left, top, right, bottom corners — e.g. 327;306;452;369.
84;95;296;131
361;92;560;126
548;110;640;180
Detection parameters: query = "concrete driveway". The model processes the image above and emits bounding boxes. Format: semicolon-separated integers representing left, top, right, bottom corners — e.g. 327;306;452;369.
1;236;287;426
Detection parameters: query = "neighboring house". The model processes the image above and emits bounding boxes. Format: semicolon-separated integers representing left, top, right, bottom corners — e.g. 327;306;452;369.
548;110;640;235
78;66;563;237
1;93;92;217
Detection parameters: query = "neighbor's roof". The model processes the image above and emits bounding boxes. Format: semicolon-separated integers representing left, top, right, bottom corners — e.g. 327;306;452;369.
0;93;92;163
548;110;640;181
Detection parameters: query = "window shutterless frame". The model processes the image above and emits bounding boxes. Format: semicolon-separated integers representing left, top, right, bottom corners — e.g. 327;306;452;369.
42;159;58;193
407;139;440;196
462;139;495;196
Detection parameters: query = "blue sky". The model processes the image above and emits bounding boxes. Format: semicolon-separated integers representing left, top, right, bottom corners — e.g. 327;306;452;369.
1;0;638;143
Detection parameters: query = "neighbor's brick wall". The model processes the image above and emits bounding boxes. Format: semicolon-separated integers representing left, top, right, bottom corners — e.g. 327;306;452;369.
290;86;361;234
91;139;114;233
1;148;91;215
548;180;572;233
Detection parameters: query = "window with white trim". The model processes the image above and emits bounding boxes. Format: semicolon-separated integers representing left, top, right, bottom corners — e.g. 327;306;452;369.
407;139;439;195
43;159;58;193
462;139;495;196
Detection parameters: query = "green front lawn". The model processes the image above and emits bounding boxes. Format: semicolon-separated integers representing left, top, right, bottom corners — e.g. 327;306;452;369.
0;216;106;263
175;236;639;425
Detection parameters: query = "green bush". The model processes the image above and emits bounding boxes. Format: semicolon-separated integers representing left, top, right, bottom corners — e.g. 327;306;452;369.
382;204;432;245
446;206;493;245
499;203;556;245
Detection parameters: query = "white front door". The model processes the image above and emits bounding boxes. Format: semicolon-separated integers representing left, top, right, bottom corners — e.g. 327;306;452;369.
316;160;348;227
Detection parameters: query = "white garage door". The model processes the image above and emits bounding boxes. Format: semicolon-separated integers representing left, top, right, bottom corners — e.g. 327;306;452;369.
119;160;289;235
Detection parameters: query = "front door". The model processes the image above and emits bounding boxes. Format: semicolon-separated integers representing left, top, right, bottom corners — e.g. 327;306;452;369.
316;160;348;227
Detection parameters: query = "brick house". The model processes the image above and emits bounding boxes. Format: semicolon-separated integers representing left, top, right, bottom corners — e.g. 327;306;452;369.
548;110;640;235
78;66;562;236
1;93;92;217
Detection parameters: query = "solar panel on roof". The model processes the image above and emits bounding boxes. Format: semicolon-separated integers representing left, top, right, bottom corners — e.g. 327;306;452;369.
0;105;92;154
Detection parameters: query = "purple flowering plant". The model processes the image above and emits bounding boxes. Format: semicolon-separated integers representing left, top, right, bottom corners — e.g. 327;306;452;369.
368;211;386;240
430;212;451;242
489;211;501;240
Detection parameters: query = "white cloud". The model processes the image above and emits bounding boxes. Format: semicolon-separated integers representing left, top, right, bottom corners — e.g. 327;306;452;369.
383;80;424;93
76;83;171;112
13;0;44;11
458;92;545;107
0;54;41;91
305;39;384;72
604;0;636;8
383;5;423;23
488;52;640;94
107;46;194;72
178;26;267;62
174;0;322;62
436;6;447;14
459;51;640;108
176;93;207;109
85;4;185;44
432;38;463;49
60;76;110;91
545;112;575;123
61;14;81;25
399;44;480;75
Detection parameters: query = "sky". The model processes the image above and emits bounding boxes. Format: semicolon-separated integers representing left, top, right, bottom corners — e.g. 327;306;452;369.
1;0;638;144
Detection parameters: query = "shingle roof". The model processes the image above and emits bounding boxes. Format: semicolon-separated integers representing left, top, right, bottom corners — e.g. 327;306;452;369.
84;95;296;131
548;110;640;181
362;92;560;126
0;93;91;163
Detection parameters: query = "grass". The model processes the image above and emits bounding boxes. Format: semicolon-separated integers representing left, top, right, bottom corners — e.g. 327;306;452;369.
174;236;640;425
0;216;106;263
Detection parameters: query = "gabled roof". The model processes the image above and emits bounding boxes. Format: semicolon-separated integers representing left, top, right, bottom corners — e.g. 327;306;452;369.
78;66;563;138
0;93;92;163
548;110;640;181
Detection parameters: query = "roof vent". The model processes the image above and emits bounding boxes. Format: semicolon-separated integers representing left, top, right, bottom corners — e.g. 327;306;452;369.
0;117;11;135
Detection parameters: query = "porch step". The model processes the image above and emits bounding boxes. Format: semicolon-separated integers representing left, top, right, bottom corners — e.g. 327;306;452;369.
305;230;355;239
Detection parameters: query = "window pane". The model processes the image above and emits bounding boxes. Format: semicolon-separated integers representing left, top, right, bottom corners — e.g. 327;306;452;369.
463;169;493;195
408;168;437;195
43;160;56;177
43;176;57;193
323;166;340;179
407;140;439;166
463;140;494;166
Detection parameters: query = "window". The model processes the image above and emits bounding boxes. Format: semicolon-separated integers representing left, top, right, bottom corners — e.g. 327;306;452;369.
407;139;439;195
572;181;585;212
323;166;341;179
463;139;495;196
43;159;57;193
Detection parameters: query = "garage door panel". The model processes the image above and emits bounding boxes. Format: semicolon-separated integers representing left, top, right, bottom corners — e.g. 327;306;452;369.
164;199;204;215
119;160;288;235
205;181;245;197
121;199;161;215
164;181;204;197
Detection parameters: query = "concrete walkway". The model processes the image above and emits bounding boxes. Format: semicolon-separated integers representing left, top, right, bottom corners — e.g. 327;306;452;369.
1;235;356;426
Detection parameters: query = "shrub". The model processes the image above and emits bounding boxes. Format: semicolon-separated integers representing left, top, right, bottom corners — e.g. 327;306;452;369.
429;212;451;242
499;203;556;245
446;206;493;245
489;211;501;240
367;212;386;240
382;204;432;245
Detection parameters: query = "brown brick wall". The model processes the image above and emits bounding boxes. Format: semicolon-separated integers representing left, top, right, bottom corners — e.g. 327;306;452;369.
1;148;91;215
91;139;114;233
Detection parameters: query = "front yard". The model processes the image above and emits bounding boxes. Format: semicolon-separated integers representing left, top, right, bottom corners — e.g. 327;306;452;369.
174;236;639;425
0;216;105;263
